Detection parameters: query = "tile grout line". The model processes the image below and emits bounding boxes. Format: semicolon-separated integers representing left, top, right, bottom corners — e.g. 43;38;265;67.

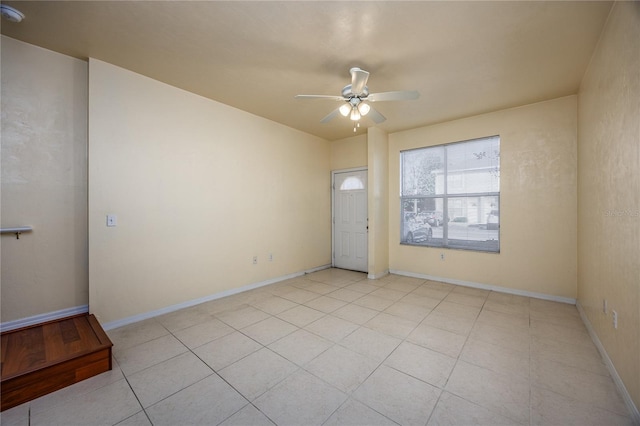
262;276;413;424
176;319;285;426
432;290;537;425
120;370;153;425
336;280;450;424
433;289;486;424
94;272;625;426
147;278;475;424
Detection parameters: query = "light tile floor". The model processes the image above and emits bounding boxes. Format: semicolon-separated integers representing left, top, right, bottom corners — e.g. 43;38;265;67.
2;269;634;426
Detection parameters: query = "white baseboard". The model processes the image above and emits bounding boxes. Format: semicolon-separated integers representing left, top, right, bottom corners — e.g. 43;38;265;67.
388;269;577;305
101;264;332;331
304;264;333;275
576;301;640;424
368;269;389;280
0;305;89;333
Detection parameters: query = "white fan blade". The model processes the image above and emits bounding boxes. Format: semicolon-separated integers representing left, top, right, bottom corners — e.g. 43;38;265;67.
367;107;386;124
320;108;341;123
367;90;419;102
295;94;345;101
350;67;370;95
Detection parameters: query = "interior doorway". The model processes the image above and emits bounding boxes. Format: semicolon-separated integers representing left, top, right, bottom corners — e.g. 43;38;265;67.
332;169;368;273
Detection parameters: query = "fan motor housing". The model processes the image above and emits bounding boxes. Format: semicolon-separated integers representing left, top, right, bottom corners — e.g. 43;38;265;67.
342;84;369;99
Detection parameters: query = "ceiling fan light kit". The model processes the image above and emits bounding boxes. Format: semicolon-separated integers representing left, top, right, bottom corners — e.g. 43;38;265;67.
295;67;419;133
0;4;25;23
358;103;371;116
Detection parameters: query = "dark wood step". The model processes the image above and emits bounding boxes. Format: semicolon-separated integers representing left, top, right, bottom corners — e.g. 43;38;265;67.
1;313;113;411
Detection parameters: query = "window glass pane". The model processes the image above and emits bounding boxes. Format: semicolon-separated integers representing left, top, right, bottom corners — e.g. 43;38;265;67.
446;136;500;195
401;198;444;246
401;147;445;196
340;176;365;190
400;136;499;253
447;196;499;252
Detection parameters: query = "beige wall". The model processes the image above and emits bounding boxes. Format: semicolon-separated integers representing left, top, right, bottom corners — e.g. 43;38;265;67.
1;37;88;323
330;131;389;278
88;60;331;325
4;17;637;415
577;1;640;410
330;134;367;171
389;96;578;300
367;127;389;278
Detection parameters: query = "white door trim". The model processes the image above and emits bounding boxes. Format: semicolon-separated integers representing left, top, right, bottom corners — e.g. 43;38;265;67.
331;167;368;272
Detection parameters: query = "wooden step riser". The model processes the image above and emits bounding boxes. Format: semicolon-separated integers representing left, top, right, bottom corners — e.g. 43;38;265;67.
1;314;112;411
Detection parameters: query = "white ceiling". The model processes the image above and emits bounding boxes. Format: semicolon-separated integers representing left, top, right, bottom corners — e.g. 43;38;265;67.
1;1;612;141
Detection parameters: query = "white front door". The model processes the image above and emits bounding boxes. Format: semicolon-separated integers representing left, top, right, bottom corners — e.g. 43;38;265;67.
333;169;368;272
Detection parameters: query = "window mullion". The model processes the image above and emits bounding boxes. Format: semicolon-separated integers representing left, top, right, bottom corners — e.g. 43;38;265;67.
443;147;448;246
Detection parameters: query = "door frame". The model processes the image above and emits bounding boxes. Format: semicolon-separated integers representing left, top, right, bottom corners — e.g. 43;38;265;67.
331;167;368;272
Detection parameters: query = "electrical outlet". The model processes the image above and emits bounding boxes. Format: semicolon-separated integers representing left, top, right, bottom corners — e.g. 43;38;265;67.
252;256;258;265
603;299;608;314
612;310;618;329
106;214;117;227
268;253;273;262
440;253;445;261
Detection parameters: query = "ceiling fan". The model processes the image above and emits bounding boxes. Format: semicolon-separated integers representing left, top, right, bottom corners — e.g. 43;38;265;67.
295;67;419;131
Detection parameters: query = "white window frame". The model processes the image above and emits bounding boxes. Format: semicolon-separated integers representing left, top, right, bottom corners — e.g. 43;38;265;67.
400;135;500;253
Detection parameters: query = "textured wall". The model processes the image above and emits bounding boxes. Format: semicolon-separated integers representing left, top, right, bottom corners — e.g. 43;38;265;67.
367;127;390;278
1;37;88;322
88;59;331;325
389;96;578;299
577;1;640;411
330;134;368;171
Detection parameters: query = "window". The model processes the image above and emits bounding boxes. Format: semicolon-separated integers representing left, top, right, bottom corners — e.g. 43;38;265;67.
340;176;365;190
400;135;500;252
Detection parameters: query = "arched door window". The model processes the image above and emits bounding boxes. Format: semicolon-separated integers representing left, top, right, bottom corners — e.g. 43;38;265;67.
340;176;365;191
